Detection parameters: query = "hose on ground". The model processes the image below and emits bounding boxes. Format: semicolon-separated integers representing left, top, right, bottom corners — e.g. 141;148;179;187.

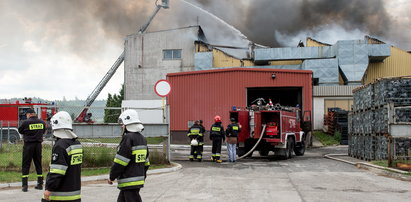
237;124;266;160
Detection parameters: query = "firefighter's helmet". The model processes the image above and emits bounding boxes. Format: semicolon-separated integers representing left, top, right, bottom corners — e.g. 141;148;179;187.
214;115;221;122
51;111;72;130
118;109;144;133
50;111;78;139
118;109;142;125
230;118;236;122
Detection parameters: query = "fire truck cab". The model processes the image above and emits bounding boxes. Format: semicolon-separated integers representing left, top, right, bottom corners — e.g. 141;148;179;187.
0;99;57;143
230;106;309;159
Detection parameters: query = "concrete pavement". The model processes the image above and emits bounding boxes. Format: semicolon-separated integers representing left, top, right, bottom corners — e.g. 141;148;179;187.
1;146;410;202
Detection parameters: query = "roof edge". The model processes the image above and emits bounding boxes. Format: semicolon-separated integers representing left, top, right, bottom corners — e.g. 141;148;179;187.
167;67;313;77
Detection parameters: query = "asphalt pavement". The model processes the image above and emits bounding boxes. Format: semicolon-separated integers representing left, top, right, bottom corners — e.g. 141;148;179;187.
1;146;410;202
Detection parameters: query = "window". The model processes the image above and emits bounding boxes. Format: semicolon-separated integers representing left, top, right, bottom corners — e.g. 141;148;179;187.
163;49;182;60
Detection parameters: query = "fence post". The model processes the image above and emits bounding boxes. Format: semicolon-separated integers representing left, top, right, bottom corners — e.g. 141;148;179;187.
7;121;10;143
388;136;394;167
0;121;3;149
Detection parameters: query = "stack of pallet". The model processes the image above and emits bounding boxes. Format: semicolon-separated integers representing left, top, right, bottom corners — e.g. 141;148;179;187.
349;77;411;161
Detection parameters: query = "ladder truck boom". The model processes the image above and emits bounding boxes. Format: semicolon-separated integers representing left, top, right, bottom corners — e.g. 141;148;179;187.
75;0;169;123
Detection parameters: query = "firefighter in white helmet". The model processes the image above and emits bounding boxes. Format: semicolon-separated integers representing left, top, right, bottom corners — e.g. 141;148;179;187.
108;109;150;202
43;111;82;202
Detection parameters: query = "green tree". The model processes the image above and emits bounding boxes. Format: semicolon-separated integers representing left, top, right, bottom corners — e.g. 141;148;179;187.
104;84;124;123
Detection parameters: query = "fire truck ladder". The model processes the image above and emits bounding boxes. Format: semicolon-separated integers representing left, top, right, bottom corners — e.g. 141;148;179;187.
75;0;169;122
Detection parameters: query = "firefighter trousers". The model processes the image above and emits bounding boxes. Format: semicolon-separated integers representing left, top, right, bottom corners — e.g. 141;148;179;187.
190;145;202;160
117;188;142;202
22;142;43;177
211;138;222;160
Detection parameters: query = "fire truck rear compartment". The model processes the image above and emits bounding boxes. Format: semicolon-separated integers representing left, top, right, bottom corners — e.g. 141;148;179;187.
247;87;302;109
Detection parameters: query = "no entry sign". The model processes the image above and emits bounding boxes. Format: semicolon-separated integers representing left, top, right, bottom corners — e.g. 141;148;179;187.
154;80;171;97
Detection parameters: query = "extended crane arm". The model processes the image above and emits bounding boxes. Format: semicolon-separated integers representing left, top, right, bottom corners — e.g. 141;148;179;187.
75;52;124;122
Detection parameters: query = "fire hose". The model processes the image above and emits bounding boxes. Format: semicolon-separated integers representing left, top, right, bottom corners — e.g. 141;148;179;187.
237;124;266;160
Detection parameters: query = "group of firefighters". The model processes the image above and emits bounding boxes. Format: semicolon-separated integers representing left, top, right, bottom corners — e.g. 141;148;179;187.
18;109;149;202
188;115;241;163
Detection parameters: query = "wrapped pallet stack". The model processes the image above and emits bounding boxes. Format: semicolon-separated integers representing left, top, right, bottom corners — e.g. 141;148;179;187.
349;77;411;162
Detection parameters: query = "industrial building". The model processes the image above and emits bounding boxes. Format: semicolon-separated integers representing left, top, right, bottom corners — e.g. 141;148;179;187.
122;26;411;131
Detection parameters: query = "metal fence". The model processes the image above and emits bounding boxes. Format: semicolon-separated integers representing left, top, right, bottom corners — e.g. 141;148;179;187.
0;105;170;183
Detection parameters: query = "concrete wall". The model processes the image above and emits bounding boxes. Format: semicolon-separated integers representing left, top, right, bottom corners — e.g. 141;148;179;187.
124;26;201;101
122;100;164;124
72;123;168;138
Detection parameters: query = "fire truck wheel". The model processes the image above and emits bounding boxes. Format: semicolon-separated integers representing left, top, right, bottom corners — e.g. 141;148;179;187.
286;136;294;159
8;134;19;144
294;140;305;156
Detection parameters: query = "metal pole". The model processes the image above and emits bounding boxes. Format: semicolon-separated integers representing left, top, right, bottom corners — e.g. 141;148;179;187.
166;104;171;163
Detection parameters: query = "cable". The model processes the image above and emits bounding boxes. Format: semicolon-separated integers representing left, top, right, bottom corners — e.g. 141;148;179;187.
237;124;266;160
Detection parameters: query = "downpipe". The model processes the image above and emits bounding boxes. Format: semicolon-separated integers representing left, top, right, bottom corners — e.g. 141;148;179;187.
237;124;266;160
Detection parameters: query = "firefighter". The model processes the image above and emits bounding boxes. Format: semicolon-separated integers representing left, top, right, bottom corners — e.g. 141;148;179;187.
43;111;82;201
187;120;204;162
108;109;150;202
226;118;241;162
18;108;46;192
210;115;225;163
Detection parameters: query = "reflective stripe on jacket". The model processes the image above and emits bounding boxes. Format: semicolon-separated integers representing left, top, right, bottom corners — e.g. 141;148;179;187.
110;131;150;190
45;138;82;201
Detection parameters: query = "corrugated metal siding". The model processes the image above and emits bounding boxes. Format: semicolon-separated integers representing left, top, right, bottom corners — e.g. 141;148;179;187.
313;85;360;97
364;47;411;84
167;68;312;131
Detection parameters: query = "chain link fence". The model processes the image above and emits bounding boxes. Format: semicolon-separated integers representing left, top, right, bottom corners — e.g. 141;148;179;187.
0;105;170;183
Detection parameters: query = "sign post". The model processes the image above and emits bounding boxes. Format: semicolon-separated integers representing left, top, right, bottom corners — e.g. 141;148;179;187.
154;80;172;162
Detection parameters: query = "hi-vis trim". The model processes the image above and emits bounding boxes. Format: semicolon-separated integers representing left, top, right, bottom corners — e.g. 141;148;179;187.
232;126;239;130
48;190;81;201
29;123;44;130
114;154;131;166
117;176;145;188
132;145;147;150
145;158;150;166
212;127;221;132
50;164;68;175
66;145;83;155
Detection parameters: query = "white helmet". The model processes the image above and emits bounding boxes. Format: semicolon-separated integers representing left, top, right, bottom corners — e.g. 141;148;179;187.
50;111;78;139
190;139;199;146
51;111;72;130
118;109;142;125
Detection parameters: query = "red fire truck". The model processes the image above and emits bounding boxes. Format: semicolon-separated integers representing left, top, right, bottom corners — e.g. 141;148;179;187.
230;105;312;159
0;98;57;143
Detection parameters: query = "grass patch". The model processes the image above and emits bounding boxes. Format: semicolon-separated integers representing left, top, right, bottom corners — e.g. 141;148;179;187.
312;131;340;146
80;137;166;144
0;164;171;183
372;160;388;167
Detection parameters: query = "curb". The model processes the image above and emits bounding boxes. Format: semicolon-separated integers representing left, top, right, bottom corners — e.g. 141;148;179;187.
324;154;411;181
0;162;182;189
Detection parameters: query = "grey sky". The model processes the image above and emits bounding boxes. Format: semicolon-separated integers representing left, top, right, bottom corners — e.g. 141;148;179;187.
0;0;410;100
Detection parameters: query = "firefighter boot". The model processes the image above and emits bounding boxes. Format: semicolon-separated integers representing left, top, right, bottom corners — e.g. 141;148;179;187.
34;176;43;190
22;177;28;192
216;160;223;163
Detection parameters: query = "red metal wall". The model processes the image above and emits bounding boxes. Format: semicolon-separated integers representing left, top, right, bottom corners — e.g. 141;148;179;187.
167;68;312;131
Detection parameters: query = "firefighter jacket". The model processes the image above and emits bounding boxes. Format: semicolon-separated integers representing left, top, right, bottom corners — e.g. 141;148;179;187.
18;116;46;143
226;123;241;138
210;123;225;141
110;131;150;190
45;138;82;201
187;123;204;145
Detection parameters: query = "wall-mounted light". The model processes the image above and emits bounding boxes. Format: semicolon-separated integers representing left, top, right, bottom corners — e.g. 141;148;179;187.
271;74;276;79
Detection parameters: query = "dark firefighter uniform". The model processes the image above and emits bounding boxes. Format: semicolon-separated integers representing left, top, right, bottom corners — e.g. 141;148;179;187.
43;139;82;201
226;123;241;139
210;123;225;161
18;115;46;190
110;131;150;202
187;123;204;161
